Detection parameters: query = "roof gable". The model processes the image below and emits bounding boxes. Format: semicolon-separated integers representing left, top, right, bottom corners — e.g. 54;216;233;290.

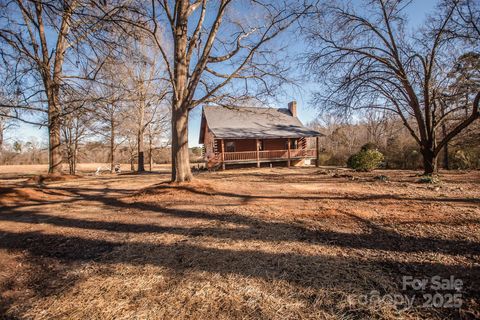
199;105;322;143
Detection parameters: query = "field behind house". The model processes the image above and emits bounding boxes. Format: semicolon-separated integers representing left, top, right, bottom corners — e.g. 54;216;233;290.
0;166;479;319
0;163;172;177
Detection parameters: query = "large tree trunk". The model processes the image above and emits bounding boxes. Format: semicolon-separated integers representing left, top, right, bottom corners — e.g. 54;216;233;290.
44;0;73;175
67;143;74;175
72;138;78;175
171;105;192;182
171;2;192;182
441;106;449;170
48;94;63;174
149;134;153;172
137;127;145;172
0;121;4;151
110;121;115;173
68;157;74;175
137;84;146;172
421;147;437;175
65;127;74;175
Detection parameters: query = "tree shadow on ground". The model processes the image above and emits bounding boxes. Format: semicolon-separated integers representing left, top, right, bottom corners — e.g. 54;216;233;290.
201;169;480;185
148;183;480;204
0;200;479;257
0;228;478;319
0;180;479;319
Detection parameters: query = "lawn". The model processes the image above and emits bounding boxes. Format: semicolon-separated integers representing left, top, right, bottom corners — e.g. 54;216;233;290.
0;166;479;319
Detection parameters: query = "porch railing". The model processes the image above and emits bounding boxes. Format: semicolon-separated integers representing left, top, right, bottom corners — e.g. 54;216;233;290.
221;149;316;162
223;151;257;161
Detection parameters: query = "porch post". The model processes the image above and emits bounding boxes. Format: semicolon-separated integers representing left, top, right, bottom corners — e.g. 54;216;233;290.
316;136;320;167
287;138;291;167
221;139;225;170
256;139;260;168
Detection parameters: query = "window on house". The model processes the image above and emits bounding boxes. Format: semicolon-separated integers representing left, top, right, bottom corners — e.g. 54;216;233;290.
226;141;235;152
285;139;298;149
292;140;298;149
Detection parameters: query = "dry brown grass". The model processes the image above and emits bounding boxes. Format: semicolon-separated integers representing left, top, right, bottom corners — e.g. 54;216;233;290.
0;166;479;319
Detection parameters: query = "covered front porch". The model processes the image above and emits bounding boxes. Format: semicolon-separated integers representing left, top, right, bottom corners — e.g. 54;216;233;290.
211;137;321;169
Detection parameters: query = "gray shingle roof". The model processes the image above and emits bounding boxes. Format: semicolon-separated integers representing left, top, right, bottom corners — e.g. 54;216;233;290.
200;105;323;142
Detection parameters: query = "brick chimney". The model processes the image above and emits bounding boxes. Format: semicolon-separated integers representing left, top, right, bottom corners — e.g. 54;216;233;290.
288;101;297;117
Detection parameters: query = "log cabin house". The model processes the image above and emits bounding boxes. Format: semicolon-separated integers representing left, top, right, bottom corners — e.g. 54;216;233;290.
199;101;323;169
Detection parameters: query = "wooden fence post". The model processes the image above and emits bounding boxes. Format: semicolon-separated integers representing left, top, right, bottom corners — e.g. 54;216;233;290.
316;136;320;167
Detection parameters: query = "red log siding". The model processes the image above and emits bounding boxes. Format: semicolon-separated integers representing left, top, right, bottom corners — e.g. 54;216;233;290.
263;138;288;150
203;125;216;155
224;139;256;152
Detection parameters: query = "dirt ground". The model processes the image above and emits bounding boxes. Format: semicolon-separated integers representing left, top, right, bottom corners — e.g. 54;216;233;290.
0;165;479;319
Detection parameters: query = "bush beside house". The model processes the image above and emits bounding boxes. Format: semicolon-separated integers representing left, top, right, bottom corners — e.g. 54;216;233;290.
347;144;384;171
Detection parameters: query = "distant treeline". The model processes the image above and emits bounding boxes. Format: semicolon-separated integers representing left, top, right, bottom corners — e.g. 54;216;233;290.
309;115;480;170
3;119;478;171
0;141;204;169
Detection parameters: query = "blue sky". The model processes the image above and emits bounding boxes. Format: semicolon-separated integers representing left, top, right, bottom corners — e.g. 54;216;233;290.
6;0;437;148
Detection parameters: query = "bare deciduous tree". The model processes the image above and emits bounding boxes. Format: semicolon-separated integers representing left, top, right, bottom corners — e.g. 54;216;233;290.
146;113;170;171
117;0;311;181
91;59;129;173
305;0;480;174
61;100;92;175
123;36;168;172
0;112;15;152
444;0;479;41
0;0;123;174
